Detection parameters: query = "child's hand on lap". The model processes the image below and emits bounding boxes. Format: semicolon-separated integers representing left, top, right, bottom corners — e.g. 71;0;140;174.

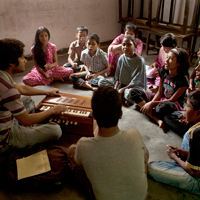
72;63;78;69
90;74;98;79
44;63;52;70
86;73;91;80
44;72;51;79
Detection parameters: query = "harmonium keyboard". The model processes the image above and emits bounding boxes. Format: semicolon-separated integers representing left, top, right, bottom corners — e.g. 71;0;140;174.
36;93;98;137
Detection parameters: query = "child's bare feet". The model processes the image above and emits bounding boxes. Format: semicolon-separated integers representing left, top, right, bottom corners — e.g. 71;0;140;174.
157;120;168;133
135;104;140;110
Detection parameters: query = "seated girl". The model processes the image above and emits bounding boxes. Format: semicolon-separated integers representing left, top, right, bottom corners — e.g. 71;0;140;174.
108;22;143;77
148;90;200;196
23;27;73;86
98;35;146;105
128;48;189;131
147;33;178;93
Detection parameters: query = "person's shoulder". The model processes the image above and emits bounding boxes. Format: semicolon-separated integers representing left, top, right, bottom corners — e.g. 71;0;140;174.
0;70;14;85
119;128;142;140
121;128;144;143
135;54;144;62
97;48;107;56
70;40;78;46
176;73;189;84
119;53;125;60
78;136;95;142
48;42;56;48
130;54;145;65
118;33;125;39
81;48;88;55
113;33;124;41
135;37;142;44
31;45;35;52
77;136;96;146
124;128;141;136
190;126;200;141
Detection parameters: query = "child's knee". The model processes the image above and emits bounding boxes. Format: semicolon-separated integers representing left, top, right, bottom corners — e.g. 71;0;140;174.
67;144;77;157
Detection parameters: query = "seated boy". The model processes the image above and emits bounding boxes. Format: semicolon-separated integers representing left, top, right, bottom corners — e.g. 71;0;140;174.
0;38;68;153
69;33;109;91
63;26;88;72
148;90;200;196
68;86;149;200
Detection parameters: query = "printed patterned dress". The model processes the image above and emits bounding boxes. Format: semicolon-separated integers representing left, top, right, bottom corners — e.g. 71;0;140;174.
23;42;73;86
108;34;143;76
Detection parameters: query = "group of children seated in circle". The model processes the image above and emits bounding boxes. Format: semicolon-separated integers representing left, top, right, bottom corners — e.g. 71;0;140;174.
1;22;200;198
22;23;200;133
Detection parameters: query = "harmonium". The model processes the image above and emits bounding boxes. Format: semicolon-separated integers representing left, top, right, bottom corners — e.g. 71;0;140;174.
36;93;98;137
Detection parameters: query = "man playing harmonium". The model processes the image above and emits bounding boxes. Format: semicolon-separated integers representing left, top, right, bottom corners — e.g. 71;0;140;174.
0;38;68;154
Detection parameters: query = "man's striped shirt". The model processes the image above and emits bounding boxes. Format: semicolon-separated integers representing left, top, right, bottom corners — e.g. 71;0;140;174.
0;70;25;148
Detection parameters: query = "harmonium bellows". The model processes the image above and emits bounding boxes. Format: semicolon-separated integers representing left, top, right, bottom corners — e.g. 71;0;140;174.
35;93;97;137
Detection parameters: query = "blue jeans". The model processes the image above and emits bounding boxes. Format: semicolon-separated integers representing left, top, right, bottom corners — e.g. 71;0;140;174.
148;161;200;195
164;111;192;137
148;132;200;195
1;97;62;153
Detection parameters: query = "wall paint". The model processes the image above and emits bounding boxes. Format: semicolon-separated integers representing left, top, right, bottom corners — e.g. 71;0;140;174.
0;0;121;55
0;0;199;55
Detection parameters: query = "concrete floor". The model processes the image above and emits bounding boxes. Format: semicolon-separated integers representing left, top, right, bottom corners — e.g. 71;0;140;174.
0;45;199;200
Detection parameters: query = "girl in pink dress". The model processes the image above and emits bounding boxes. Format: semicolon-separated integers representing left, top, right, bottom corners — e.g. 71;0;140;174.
23;27;73;86
108;23;143;77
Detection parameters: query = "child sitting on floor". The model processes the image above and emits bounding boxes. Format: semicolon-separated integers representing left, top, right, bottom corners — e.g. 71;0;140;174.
107;22;143;77
128;48;189;131
148;90;200;196
147;33;178;93
69;33;109;91
23;26;73;86
98;35;146;106
63;26;88;72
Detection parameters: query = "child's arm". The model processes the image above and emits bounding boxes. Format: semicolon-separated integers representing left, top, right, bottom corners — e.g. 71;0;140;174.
114;80;120;90
68;54;77;69
83;64;91;79
33;56;50;79
167;145;200;178
141;78;164;114
135;38;143;56
90;62;109;79
108;34;124;55
110;44;123;55
44;51;58;70
67;42;77;69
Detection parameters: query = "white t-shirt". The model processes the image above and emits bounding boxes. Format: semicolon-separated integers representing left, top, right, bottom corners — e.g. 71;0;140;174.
75;128;148;200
